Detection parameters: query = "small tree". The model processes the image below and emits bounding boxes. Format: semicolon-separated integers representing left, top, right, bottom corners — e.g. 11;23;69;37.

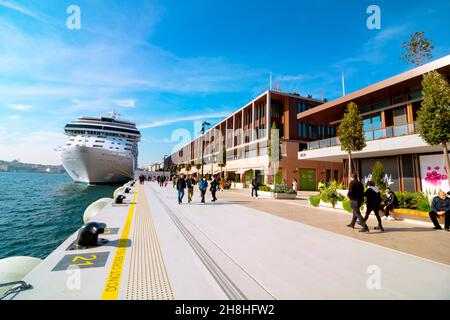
185;163;192;172
417;71;450;186
401;32;434;66
371;161;387;191
338;102;366;184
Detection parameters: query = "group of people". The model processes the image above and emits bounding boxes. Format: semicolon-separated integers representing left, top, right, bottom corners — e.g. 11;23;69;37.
156;175;169;187
174;174;223;205
346;173;450;232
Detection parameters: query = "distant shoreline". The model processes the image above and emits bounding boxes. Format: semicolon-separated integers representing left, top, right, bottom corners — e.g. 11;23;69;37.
0;160;65;174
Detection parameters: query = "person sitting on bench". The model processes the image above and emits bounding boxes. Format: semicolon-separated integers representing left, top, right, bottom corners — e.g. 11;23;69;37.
429;191;450;231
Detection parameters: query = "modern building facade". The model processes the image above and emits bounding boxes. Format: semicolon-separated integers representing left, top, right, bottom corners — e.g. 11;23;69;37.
166;55;450;192
165;90;344;189
298;55;450;193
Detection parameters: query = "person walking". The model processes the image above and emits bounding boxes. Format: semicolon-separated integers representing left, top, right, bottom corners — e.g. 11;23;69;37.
251;176;259;199
199;177;208;203
220;177;225;191
317;179;326;192
172;175;177;189
186;175;196;203
428;191;450;231
176;175;187;205
363;181;384;231
292;178;298;192
210;175;219;202
381;188;398;221
346;173;369;232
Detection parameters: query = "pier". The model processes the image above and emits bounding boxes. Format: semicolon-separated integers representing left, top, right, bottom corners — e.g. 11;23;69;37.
11;181;450;300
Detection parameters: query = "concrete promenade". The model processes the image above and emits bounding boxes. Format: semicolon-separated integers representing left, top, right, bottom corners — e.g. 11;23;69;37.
144;182;450;299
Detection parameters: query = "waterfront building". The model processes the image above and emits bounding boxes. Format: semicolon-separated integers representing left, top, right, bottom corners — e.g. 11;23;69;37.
165;90;343;188
298;55;450;193
166;55;450;191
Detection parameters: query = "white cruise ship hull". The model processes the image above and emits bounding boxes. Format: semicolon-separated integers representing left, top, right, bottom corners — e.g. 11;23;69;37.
61;146;134;184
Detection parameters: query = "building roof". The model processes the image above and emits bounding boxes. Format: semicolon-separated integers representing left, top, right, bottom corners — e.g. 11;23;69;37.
297;54;450;123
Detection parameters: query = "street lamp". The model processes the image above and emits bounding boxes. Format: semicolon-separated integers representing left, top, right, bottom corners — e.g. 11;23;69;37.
163;154;168;172
201;121;210;179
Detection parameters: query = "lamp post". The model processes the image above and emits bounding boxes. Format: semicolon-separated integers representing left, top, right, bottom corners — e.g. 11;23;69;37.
201;121;210;179
163;154;168;172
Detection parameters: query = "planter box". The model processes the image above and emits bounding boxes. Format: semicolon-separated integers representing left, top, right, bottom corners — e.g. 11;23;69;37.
390;208;436;223
319;200;345;210
272;193;297;200
257;191;297;199
337;189;348;197
392;208;429;218
318;200;364;212
257;191;272;198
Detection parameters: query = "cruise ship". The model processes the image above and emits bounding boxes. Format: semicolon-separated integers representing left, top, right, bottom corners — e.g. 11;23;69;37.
60;112;141;184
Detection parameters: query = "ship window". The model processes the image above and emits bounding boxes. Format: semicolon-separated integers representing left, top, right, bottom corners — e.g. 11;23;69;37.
93;145;103;148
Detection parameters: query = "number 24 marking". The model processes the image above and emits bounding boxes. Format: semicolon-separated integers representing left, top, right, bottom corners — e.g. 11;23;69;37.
69;255;97;267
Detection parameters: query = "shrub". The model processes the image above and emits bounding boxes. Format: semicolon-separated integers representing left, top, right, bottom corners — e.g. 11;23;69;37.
273;187;297;194
258;186;272;192
309;195;320;207
372;161;387;191
342;199;352;212
320;188;339;207
274;170;283;185
395;191;431;211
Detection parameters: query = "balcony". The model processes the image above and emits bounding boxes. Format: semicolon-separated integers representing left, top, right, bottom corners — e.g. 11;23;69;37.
298;121;442;162
306;122;418;151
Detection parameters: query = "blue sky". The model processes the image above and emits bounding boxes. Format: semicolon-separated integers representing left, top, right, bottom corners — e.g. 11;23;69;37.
0;0;449;166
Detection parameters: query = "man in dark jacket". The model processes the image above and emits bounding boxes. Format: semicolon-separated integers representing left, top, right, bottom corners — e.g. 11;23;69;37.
363;181;384;231
251;176;259;199
176;175;187;204
429;191;450;231
346;173;369;232
210;175;219;202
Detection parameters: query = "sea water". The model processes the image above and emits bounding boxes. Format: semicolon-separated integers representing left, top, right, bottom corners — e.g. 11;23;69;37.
0;172;119;259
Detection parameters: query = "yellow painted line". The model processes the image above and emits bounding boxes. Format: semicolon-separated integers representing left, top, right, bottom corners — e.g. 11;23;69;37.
101;187;138;300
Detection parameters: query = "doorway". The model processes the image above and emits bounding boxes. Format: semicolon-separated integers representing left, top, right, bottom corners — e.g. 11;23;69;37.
299;168;316;191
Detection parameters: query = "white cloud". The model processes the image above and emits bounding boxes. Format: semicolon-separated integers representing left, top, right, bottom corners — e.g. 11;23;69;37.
114;99;136;108
333;25;409;70
138;111;230;129
7;104;33;111
0;0;45;22
0;130;66;165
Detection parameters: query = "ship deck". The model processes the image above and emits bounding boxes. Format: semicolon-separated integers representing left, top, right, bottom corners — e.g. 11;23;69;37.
11;182;450;300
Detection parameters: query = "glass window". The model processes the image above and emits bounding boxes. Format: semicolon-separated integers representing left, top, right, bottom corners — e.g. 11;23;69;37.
372;100;389;111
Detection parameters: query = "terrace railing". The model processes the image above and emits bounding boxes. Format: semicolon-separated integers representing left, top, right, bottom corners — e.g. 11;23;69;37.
306;122;418;150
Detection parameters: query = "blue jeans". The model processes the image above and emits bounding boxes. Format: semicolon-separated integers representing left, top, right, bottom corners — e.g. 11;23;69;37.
178;189;185;203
